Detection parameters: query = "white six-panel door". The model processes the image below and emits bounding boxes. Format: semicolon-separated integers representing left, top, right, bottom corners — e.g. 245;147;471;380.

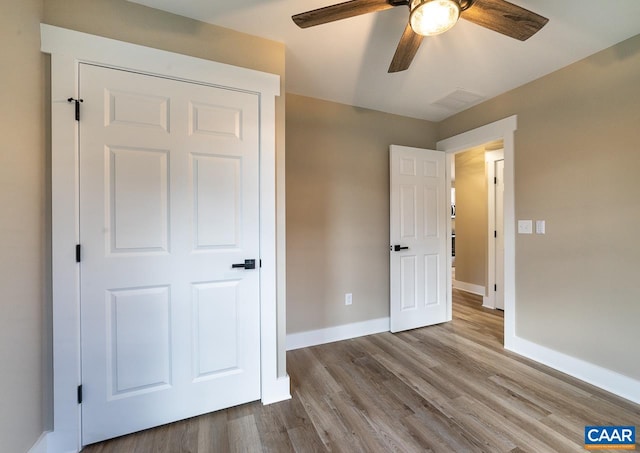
79;64;261;444
390;145;447;332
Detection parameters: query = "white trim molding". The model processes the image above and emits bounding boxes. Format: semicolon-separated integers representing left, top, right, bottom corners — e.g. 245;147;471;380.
438;116;517;350
510;337;640;405
452;280;485;298
287;318;390;351
261;376;294;405
28;432;51;453
41;24;288;452
484;149;504;311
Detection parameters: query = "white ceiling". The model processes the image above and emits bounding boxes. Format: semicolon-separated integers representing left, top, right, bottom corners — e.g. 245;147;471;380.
128;0;640;121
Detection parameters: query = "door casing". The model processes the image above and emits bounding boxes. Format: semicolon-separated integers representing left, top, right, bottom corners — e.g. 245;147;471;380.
486;149;505;310
41;24;290;452
437;116;517;350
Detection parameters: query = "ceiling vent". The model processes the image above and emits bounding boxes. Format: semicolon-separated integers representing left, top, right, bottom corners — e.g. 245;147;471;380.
432;89;485;110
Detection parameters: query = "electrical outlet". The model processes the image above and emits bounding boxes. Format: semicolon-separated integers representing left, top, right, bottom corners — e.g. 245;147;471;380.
345;293;352;306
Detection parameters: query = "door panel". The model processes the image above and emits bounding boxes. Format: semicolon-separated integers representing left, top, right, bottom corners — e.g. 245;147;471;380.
108;147;170;253
424;185;439;237
390;145;448;332
192;280;241;378
108;286;172;397
424;254;439;306
400;255;418;311
79;64;261;444
192;154;241;248
400;185;417;238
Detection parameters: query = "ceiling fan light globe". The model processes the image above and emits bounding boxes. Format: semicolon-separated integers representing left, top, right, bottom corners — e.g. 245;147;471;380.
410;0;461;37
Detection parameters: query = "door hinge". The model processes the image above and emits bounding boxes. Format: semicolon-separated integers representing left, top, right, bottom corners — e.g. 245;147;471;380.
67;97;83;121
494;230;497;238
494;176;497;184
494;284;497;292
75;244;81;263
77;385;83;404
260;259;262;268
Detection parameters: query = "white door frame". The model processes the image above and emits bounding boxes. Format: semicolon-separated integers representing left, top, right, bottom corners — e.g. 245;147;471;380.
41;24;290;452
437;116;517;349
485;149;504;310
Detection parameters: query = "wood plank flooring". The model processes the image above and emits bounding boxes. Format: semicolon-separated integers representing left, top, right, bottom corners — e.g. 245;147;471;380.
83;289;640;452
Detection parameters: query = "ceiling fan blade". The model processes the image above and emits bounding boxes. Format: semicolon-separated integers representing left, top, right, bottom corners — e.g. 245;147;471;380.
388;22;424;73
461;0;549;41
292;0;395;29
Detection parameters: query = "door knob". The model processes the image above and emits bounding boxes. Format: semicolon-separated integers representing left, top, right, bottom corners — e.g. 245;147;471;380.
232;259;256;270
393;245;409;252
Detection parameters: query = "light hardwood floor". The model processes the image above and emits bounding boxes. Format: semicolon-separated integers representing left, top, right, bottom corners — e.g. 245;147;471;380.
83;290;640;452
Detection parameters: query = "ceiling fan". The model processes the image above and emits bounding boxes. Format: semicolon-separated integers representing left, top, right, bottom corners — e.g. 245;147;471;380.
292;0;549;73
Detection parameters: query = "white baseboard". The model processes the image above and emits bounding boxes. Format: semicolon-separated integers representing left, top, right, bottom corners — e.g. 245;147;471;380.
29;430;78;453
508;336;640;404
262;375;291;405
482;295;494;309
287;317;390;351
28;432;50;453
452;279;485;297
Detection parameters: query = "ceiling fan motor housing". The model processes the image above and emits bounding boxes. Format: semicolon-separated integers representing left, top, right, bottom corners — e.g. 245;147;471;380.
409;0;462;36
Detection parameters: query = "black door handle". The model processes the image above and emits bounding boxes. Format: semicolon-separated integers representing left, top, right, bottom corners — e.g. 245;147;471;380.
393;245;409;252
232;259;256;270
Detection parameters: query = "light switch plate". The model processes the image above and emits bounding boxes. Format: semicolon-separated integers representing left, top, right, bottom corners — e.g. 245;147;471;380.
518;220;533;234
536;220;546;234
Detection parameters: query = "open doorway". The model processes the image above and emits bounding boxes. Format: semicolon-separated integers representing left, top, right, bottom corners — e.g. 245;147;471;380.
448;141;505;341
439;115;517;350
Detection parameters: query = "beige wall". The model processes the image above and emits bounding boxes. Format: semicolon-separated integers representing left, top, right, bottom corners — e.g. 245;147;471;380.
454;148;487;288
286;94;438;333
0;1;46;451
439;34;640;380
